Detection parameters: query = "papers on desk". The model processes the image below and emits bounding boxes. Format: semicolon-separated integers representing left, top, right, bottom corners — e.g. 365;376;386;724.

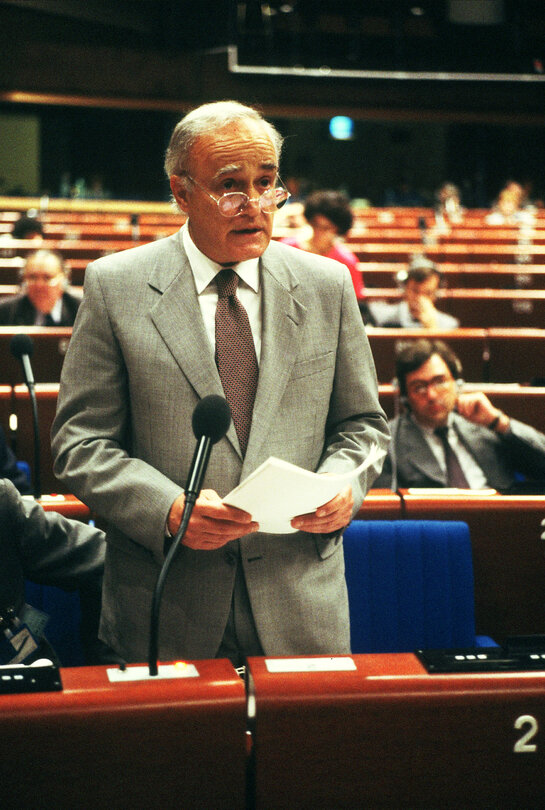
223;444;386;534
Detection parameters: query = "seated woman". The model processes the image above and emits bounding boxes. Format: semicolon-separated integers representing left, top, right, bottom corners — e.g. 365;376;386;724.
280;189;365;300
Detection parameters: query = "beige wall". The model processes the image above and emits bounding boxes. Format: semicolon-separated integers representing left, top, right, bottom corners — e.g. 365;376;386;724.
0;114;40;196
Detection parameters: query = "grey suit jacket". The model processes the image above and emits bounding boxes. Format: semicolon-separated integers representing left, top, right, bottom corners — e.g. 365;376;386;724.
375;411;545;490
51;232;389;662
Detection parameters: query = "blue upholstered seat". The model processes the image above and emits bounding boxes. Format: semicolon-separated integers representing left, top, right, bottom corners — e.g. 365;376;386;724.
343;519;496;654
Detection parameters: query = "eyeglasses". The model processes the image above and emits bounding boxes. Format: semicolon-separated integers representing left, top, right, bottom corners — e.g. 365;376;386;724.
184;174;291;217
24;273;63;286
407;375;452;397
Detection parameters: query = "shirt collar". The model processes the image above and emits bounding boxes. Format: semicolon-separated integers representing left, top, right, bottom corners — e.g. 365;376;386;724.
410;411;454;436
182;221;260;294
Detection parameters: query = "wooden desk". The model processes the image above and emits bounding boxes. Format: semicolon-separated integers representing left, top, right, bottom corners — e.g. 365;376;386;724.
400;491;545;642
0;660;246;809
0;326;72;384
486;328;545;384
13;383;65;493
367;327;488;383
0;384;11;436
353;242;545;264
361;262;545;290
356;488;401;520
37;494;91;520
366;288;545;328
248;653;545;809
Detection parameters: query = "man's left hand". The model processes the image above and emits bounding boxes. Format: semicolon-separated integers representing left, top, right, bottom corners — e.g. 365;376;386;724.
291;486;353;534
456;392;504;427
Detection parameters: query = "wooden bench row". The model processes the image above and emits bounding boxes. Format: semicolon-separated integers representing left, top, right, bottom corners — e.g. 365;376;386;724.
364;287;545;328
6;257;545;291
360;262;545;289
4;220;545;245
0;326;543;385
367;327;544;384
3;236;545;266
3;381;545;497
351;241;545;264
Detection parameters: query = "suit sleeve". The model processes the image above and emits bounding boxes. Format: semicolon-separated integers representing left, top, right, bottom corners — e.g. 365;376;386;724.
499;418;545;479
51;264;184;558
316;269;390;512
0;478;105;590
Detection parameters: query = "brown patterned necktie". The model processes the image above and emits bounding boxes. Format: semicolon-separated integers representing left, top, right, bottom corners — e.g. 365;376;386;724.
434;425;470;488
215;268;258;456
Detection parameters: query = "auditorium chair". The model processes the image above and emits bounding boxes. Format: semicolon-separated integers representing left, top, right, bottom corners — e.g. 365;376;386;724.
24;571;103;668
343;519;496;654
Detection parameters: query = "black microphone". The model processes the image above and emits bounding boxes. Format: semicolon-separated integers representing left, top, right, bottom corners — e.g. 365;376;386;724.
10;334;41;499
148;395;231;676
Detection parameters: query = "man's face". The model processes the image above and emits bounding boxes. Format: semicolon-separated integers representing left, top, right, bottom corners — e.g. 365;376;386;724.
308;214;338;253
404;275;439;316
24;254;65;314
404;353;458;428
170;119;278;265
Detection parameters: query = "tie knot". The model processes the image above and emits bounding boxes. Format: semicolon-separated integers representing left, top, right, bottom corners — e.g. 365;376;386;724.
434;425;449;440
216;268;238;298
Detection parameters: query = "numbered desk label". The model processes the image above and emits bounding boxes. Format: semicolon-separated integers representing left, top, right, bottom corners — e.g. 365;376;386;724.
513;715;538;753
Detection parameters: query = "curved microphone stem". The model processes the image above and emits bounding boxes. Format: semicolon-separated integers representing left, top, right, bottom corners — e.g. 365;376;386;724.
28;383;41;500
148;435;213;677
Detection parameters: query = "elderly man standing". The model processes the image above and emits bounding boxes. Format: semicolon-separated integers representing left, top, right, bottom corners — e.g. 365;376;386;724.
51;100;389;667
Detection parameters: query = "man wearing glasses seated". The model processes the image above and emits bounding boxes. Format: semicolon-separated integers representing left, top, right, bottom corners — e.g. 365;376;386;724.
52;100;389;668
0;249;81;326
375;338;545;491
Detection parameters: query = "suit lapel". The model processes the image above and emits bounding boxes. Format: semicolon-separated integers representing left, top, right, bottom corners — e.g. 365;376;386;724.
147;236;307;465
243;253;306;472
147;240;241;452
400;418;446;485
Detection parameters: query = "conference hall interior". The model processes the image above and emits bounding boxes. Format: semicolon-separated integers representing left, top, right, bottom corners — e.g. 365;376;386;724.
1;2;545;807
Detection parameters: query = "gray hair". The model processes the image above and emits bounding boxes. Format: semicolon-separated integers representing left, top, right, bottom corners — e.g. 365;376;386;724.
164;100;284;178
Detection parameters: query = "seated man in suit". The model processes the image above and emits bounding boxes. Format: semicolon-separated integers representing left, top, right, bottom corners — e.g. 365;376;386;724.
375;338;545;491
0;478;105;666
0;249;81;326
367;256;460;329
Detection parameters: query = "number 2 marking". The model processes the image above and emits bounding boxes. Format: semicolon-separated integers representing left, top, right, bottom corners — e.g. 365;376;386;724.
513;715;538;753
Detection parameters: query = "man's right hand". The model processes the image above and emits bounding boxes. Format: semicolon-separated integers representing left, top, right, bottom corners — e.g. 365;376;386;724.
167;489;259;550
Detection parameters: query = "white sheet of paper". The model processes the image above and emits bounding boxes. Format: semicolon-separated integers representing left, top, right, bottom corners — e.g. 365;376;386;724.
223;444;385;534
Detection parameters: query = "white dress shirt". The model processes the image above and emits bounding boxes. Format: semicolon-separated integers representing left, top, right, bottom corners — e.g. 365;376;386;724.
414;414;489;489
182;223;262;362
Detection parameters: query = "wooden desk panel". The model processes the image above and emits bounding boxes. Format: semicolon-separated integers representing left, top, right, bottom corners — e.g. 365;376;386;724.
361;262;545;290
353;242;545;264
13;383;64;494
356;488;402;520
400;492;545;641
486;328;545;384
366;288;545;328
0;660;246;809
367;328;488;383
37;493;91;520
0;327;71;384
0;384;11;436
248;653;545;809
